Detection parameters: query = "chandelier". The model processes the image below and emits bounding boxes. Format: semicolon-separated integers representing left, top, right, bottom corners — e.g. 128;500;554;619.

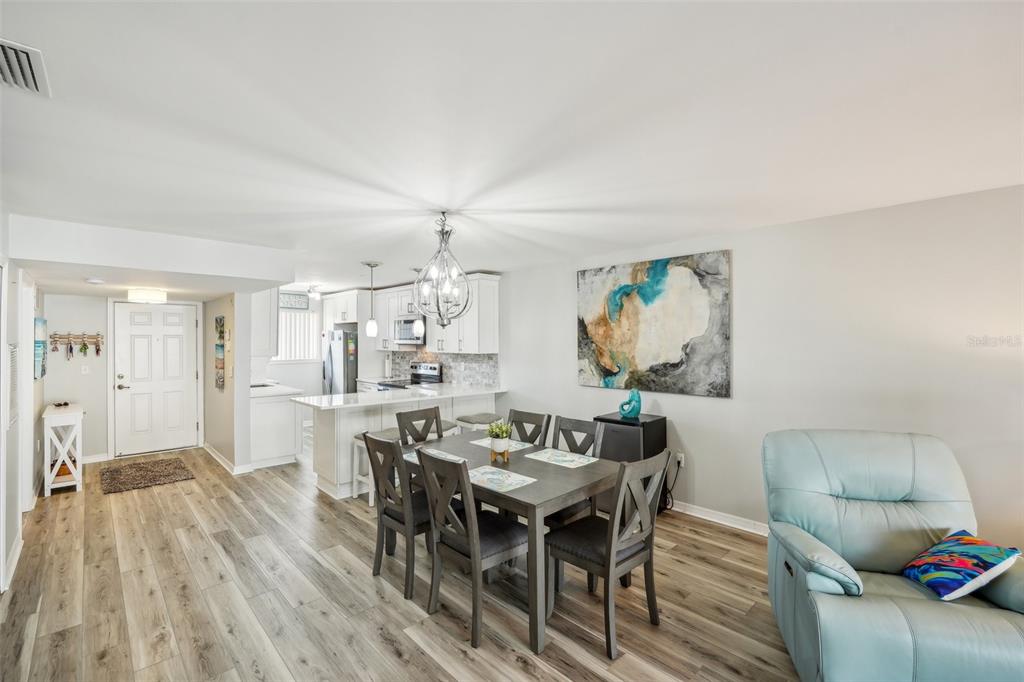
413;212;471;328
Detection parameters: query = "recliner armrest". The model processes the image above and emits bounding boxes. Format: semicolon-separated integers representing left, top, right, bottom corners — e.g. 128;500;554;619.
979;560;1024;614
769;521;864;596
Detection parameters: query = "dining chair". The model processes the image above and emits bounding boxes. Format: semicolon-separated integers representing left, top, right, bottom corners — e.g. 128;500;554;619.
396;406;458;445
544;449;672;659
507;409;552;446
362;432;439;599
417;447;530;648
545;417;605;590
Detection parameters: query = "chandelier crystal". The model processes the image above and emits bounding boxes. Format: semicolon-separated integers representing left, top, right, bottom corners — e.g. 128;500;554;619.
413;213;471;328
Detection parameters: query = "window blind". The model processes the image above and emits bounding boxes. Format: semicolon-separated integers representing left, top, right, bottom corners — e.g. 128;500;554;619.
273;309;320;361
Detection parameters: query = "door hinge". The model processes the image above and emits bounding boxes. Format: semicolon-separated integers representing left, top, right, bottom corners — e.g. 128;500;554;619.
196;370;199;380
196;421;200;431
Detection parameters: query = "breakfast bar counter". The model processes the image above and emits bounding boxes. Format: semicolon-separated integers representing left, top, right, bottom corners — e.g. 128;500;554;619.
292;384;505;498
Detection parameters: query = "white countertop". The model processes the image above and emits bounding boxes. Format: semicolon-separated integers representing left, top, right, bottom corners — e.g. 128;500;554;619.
251;383;305;399
292;384;505;410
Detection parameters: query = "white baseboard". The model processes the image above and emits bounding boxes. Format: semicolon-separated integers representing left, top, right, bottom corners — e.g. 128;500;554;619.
203;443;245;476
671;502;769;537
81;452;112;464
3;528;23;592
203;444;298;475
249;455;297;471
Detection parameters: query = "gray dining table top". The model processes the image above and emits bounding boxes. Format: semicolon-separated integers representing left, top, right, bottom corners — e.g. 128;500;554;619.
401;431;621;515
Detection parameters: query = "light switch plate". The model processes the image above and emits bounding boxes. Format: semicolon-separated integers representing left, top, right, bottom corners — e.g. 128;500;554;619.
81;366;90;375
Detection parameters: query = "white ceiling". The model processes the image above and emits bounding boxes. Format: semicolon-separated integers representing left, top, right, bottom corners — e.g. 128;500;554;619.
14;259;281;301
3;2;1021;291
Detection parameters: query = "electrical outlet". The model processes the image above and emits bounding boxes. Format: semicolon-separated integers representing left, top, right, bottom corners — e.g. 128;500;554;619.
676;451;685;467
81;365;90;375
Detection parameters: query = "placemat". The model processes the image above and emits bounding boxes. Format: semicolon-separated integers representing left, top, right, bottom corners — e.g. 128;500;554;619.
470;438;533;452
469;466;537;492
403;448;467;464
524;448;597;468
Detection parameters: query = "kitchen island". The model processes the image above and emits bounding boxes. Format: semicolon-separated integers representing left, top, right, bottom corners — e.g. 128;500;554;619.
292;384;504;498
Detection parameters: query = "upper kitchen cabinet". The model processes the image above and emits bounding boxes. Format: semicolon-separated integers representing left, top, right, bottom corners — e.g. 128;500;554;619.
251;287;280;358
372;290;401;351
322;290;359;330
426;274;500;354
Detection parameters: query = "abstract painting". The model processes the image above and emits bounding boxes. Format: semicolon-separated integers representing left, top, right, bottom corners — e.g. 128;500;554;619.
577;250;731;397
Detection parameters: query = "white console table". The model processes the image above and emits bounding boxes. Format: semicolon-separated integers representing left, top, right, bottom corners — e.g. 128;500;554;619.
43;403;84;496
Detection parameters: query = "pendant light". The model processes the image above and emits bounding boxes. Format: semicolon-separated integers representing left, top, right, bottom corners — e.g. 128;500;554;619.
410;268;426;337
362;261;381;337
413;212;471;328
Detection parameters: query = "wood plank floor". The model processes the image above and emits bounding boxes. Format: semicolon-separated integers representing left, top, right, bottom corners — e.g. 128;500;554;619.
0;447;796;681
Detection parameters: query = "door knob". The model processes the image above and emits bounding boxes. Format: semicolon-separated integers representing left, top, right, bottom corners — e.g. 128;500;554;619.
116;384;131;390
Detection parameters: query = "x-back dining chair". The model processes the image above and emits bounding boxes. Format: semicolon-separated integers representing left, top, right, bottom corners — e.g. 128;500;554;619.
507;409;552;446
362;432;440;599
417;447;530;648
544;449;672;659
395;406;457;445
545;416;605;590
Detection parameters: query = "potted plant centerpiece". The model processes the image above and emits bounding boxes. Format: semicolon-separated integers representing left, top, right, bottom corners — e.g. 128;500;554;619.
487;420;513;464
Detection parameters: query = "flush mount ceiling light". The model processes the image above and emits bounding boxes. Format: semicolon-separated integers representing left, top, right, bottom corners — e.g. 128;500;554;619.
414;213;471;328
126;288;167;304
362;261;381;338
84;277;105;285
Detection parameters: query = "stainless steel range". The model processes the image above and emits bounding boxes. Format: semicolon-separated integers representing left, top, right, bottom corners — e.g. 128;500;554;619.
379;361;442;389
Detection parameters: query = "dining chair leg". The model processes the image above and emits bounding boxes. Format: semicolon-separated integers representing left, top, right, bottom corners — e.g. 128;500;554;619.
644;558;659;625
545;549;555;619
471;566;484;648
587;572;596;593
385;528;396;556
372;521;385;576
403;531;416;599
428;550;442;614
620;572;631;588
555;558;565;592
603;575;618;659
425;532;434;555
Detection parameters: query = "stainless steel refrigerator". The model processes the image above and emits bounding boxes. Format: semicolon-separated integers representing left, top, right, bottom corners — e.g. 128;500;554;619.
323;325;358;394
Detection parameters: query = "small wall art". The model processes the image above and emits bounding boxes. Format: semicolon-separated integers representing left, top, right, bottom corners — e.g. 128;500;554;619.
33;317;47;380
214;315;226;390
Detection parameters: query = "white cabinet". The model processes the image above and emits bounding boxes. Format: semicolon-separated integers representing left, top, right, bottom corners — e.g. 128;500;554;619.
322;291;359;330
424;274;500;354
251;287;280;358
397;289;415;317
250;396;302;466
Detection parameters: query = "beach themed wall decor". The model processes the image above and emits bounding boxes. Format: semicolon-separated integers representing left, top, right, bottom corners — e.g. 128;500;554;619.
577;250;731;397
34;317;47;379
214;315;226;390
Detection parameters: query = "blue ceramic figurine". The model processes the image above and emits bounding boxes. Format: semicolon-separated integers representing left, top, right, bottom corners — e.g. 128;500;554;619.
618;389;641;419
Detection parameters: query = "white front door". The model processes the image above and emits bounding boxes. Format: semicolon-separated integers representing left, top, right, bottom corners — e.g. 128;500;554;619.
114;303;199;456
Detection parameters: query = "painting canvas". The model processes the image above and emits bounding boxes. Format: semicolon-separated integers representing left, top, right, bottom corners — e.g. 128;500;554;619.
33;317;47;380
214;315;226;390
577;250;731;397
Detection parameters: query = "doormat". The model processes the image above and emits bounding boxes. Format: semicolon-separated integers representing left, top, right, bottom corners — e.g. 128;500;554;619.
100;458;194;494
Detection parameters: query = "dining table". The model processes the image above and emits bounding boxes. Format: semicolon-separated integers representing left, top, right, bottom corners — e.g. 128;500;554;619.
399;429;622;654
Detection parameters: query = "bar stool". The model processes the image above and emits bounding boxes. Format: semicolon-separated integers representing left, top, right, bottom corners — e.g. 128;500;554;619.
454;411;502;432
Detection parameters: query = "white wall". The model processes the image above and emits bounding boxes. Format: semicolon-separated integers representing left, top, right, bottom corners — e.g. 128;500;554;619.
204;295;235;465
498;186;1024;546
42;294;107;457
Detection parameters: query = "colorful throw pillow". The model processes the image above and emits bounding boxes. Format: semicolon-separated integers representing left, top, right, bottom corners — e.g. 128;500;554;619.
903;531;1020;601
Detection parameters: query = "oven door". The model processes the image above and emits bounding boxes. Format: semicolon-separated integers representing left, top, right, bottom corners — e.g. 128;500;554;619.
393;318;425;345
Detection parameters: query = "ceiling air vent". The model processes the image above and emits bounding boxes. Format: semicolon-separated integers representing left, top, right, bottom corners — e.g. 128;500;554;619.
0;39;50;97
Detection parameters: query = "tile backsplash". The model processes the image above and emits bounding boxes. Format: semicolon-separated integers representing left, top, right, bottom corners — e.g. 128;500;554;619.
389;350;499;386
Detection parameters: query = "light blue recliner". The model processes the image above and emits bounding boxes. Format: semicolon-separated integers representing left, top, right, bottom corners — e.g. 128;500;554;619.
763;429;1024;682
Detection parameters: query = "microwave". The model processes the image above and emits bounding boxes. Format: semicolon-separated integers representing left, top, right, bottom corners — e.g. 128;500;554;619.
393;318;426;345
